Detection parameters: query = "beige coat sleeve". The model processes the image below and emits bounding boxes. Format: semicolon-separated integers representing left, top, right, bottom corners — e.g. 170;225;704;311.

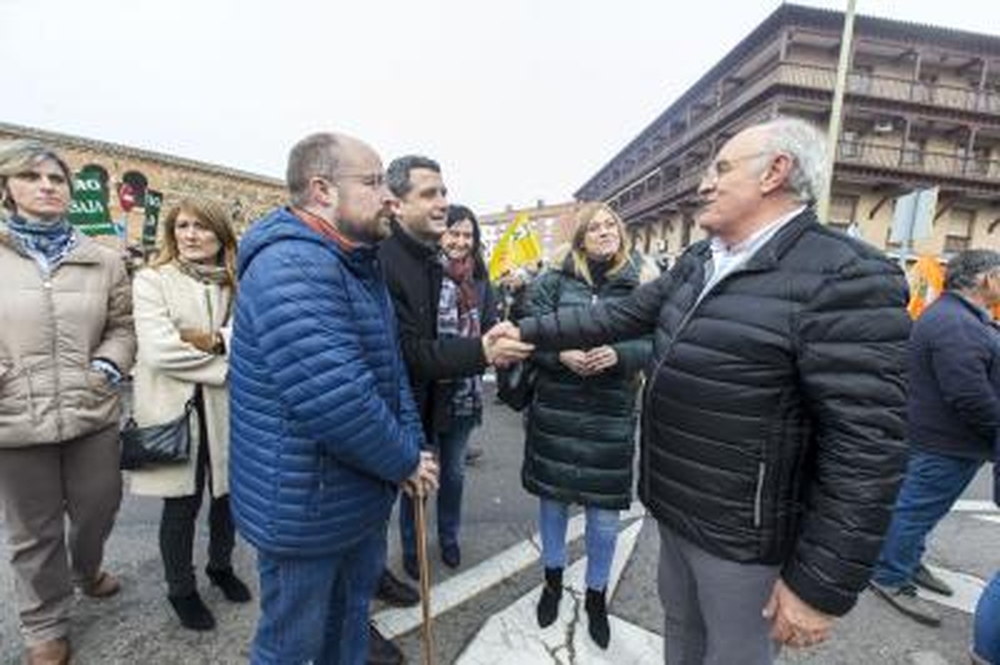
92;255;137;374
133;269;227;386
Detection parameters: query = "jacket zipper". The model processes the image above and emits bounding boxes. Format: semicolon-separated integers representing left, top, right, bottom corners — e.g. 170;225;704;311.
753;461;766;528
641;262;761;505
42;272;62;437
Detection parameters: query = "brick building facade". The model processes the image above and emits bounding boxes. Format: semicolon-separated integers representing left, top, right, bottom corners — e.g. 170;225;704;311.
0;122;285;250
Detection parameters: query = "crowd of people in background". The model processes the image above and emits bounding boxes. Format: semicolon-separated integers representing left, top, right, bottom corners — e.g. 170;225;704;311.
0;115;998;665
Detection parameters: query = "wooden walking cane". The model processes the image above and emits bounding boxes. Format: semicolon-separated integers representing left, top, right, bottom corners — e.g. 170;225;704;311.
414;484;435;665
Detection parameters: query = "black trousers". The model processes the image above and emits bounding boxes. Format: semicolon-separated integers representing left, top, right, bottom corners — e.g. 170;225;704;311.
159;393;235;597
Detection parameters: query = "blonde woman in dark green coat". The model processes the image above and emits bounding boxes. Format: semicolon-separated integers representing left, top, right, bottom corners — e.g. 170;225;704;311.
521;202;653;648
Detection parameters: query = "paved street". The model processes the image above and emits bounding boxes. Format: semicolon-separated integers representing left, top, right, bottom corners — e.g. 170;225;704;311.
1;383;997;664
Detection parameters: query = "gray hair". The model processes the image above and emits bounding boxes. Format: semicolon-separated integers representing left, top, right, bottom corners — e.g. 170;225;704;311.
755;117;828;204
286;133;342;207
945;249;1000;292
386;155;440;198
0;140;74;216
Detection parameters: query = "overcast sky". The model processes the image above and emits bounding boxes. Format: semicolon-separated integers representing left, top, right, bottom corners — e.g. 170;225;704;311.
3;0;997;213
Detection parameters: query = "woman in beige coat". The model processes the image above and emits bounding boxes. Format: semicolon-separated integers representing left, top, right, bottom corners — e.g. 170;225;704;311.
0;140;135;665
129;199;250;631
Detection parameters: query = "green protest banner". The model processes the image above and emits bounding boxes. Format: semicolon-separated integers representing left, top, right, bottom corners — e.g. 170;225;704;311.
142;190;163;247
68;165;115;236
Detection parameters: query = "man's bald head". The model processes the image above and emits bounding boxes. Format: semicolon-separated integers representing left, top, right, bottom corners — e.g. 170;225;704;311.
286;132;374;207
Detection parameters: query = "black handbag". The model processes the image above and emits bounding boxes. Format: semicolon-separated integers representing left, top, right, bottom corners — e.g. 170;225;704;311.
496;360;537;412
120;396;195;470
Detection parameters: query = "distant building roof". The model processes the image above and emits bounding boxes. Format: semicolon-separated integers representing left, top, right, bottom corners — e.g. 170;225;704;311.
0;121;283;187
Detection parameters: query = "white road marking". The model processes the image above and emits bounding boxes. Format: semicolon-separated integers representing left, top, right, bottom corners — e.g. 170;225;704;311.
952;500;998;513
456;517;662;664
974;514;1000;526
916;565;985;614
375;495;997;653
373;502;645;639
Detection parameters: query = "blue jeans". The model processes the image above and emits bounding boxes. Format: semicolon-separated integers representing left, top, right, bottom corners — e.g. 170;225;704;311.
539;498;619;590
871;450;982;588
251;524;386;665
400;416;477;560
974;573;1000;663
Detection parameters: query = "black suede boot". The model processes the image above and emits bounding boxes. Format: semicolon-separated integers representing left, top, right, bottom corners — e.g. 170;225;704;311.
168;592;216;631
536;567;563;628
206;567;252;603
585;587;610;649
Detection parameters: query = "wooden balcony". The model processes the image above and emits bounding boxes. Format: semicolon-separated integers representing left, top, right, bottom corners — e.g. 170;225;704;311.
597;62;1000;200
617;170;703;222
837;141;1000;180
616;139;999;223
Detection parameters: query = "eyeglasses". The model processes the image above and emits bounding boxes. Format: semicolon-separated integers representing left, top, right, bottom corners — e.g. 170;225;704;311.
336;171;386;189
704;151;769;179
314;172;386;190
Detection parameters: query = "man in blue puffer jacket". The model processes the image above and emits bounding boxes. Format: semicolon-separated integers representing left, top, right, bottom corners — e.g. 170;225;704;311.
229;132;439;665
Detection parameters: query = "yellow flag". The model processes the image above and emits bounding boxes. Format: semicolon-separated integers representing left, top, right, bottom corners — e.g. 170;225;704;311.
488;212;543;282
906;254;945;320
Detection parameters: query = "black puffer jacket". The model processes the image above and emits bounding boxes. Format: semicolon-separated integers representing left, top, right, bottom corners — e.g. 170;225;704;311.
519;210;910;616
521;255;652;510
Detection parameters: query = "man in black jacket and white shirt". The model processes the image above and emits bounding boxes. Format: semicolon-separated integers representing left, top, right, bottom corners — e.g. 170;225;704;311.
492;117;911;664
367;155;532;664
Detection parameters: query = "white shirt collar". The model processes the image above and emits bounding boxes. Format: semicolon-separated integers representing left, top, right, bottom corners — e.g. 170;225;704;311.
709;205;806;260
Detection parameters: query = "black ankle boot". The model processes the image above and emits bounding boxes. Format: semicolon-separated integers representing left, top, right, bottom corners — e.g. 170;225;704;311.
206;567;252;603
536;567;563;628
168;591;216;631
585;587;610;649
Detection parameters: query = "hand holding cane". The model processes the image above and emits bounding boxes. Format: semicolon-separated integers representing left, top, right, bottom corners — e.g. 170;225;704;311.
415;479;434;665
407;451;439;665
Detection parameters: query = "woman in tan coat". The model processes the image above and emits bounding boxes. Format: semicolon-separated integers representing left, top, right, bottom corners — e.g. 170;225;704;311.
129;199;250;631
0;140;135;665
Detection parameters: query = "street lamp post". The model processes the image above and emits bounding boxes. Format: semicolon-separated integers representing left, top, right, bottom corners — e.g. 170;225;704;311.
817;0;858;222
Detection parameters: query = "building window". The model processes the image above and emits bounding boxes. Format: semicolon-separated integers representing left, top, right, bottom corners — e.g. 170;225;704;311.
912;72;938;104
944;208;975;254
840;131;862;159
901;138;925;167
970;146;992;176
849;65;874;94
828;194;859;232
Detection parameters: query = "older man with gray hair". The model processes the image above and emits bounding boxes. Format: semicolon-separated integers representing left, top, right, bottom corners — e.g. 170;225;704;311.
492;117;912;663
870;249;1000;627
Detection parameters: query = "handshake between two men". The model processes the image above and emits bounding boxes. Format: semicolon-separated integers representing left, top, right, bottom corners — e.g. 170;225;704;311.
487;322;618;377
403;321;534;498
481;321;534;369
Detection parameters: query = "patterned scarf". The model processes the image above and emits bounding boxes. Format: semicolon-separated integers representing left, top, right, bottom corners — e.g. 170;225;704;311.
438;259;483;422
443;255;478;317
176;258;231;286
4;215;78;274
